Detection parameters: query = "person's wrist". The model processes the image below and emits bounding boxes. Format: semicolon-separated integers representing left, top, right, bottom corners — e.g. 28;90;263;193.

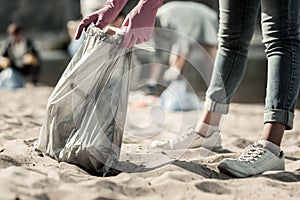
102;0;128;17
96;0;128;28
142;0;164;5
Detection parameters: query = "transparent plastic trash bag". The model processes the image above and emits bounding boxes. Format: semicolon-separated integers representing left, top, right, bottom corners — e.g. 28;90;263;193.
36;24;132;176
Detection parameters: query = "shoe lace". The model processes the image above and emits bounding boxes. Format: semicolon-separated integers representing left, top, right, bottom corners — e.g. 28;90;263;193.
238;143;266;163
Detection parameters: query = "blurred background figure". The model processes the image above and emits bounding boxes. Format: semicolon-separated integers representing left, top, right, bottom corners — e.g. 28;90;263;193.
0;23;41;90
130;1;218;112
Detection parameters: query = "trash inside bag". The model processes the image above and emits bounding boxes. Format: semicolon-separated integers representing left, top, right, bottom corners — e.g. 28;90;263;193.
0;68;25;90
36;24;132;176
160;79;202;112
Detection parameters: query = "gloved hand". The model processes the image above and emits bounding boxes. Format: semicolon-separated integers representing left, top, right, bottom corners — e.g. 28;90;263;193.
121;0;163;48
75;0;128;40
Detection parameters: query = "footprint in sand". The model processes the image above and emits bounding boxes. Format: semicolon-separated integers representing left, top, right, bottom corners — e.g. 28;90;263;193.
0;154;21;168
233;138;252;149
195;181;231;195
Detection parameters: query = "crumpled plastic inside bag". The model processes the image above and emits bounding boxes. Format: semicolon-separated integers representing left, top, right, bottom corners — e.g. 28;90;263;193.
36;24;132;176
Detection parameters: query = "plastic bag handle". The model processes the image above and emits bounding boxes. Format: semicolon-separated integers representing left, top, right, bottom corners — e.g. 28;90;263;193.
104;26;155;52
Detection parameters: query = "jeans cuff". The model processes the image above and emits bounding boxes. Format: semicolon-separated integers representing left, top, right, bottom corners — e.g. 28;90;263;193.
204;98;229;114
264;109;295;130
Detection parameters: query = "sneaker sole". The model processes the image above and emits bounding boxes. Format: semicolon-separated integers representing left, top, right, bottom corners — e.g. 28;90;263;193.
218;162;286;178
218;162;251;178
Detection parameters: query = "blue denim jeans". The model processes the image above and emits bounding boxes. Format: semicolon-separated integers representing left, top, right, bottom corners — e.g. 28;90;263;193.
205;0;300;129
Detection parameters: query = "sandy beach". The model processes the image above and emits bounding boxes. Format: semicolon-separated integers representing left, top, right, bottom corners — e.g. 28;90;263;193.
0;84;300;200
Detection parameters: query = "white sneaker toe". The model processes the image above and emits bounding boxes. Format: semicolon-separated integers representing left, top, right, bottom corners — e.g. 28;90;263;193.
150;127;222;150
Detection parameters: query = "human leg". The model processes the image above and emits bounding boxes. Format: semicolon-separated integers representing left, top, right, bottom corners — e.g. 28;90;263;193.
260;0;300;145
218;0;300;177
199;0;260;134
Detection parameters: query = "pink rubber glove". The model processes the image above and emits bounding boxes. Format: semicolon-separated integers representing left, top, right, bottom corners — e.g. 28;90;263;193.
75;0;128;40
121;0;163;48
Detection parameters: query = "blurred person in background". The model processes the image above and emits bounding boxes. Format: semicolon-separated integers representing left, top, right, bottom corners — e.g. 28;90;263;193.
0;23;41;89
143;1;218;96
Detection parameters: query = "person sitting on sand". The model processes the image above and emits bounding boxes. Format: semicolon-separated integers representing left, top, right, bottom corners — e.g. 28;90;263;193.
0;23;41;89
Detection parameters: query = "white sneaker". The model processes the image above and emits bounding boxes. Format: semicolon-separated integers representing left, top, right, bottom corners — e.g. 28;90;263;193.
150;127;222;150
218;142;285;178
